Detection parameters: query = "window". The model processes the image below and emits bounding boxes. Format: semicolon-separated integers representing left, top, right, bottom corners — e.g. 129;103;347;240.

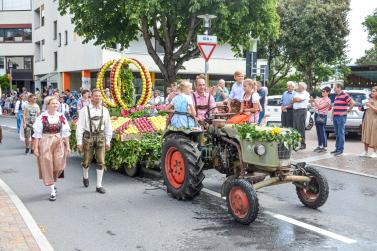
64;30;68;45
53;21;57;40
35;41;41;61
0;57;4;69
1;0;31;11
24;57;32;69
54;52;57;70
0;28;32;43
6;57;32;70
58;33;61;47
0;29;4;42
41;5;45;27
34;8;41;28
41;40;45;60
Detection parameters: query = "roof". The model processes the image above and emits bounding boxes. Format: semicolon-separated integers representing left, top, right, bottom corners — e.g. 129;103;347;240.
349;65;377;83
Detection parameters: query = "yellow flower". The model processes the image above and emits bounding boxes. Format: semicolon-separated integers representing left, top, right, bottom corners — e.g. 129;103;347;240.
271;127;282;136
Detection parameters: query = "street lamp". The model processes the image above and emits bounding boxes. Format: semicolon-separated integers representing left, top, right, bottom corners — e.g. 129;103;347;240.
197;14;217;83
197;14;217;35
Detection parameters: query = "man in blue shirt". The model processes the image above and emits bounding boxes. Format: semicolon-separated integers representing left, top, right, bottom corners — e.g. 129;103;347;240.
281;81;296;128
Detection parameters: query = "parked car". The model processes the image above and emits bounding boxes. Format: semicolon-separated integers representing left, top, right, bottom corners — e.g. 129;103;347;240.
325;90;370;137
265;95;314;130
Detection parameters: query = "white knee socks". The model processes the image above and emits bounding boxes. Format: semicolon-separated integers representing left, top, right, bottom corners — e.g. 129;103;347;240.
96;169;104;188
50;184;56;196
83;167;89;179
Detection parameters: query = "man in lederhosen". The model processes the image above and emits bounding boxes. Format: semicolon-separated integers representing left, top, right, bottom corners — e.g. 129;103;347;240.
192;76;216;125
76;89;112;194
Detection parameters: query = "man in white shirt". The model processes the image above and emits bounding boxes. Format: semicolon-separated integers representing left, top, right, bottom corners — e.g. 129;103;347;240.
76;89;112;194
292;82;310;149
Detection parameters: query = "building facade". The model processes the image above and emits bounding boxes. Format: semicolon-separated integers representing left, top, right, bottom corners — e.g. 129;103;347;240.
0;0;34;92
25;0;268;94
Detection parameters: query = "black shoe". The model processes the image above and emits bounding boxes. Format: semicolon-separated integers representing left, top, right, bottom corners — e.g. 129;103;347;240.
313;147;322;152
318;148;327;153
25;148;29;154
30;149;34;154
96;187;106;194
300;145;306;150
334;152;343;157
330;150;337;154
49;195;56;201
83;178;89;188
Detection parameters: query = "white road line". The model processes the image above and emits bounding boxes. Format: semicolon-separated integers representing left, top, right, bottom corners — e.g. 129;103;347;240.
0;178;54;251
264;211;357;244
201;188;357;245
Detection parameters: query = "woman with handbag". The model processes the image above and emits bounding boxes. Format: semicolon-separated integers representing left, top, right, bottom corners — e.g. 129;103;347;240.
32;96;71;201
310;86;331;152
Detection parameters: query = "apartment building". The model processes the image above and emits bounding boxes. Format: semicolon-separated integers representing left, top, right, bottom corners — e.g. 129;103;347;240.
0;0;34;92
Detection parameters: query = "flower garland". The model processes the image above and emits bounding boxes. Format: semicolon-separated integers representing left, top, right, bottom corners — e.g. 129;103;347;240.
235;124;301;149
96;59;117;108
96;57;152;110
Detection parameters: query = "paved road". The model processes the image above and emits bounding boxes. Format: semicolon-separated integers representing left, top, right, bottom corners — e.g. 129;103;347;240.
1;125;377;251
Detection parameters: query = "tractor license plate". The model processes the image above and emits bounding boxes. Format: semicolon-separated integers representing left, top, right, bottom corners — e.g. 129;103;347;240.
267;121;282;127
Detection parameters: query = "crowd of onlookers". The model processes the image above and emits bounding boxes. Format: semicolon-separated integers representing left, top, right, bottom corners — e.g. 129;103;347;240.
1;74;376;157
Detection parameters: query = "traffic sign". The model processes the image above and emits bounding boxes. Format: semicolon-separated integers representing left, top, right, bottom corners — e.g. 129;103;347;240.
197;35;217;62
198;43;217;62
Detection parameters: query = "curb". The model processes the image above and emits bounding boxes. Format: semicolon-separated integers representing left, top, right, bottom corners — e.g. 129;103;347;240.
0;178;54;251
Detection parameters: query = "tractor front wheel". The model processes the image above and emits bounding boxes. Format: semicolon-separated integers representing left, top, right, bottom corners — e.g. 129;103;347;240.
296;166;329;209
161;134;204;200
226;179;259;225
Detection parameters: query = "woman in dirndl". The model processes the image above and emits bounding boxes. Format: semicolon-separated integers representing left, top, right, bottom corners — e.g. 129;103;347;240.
33;96;71;201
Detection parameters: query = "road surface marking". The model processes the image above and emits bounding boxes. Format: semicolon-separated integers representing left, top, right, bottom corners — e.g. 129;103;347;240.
0;178;54;251
264;211;357;244
304;163;377;179
201;188;357;245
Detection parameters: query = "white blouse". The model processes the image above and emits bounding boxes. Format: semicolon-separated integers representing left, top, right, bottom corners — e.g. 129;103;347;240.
32;111;71;138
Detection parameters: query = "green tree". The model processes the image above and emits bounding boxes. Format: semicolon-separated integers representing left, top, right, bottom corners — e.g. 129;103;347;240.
59;0;280;85
0;74;9;91
357;8;377;65
356;47;377;65
259;0;349;90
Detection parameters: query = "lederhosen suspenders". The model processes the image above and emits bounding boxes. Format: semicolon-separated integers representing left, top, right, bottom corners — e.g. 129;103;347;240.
192;93;211;114
87;106;104;140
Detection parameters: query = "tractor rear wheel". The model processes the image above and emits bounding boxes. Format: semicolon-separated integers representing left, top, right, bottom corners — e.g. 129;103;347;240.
296;165;329;209
226;179;259;225
161;134;204;200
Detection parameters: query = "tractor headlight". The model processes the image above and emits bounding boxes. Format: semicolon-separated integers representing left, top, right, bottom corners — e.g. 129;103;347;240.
254;144;266;156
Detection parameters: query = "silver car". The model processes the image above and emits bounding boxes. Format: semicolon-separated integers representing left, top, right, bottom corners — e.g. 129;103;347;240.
325;90;369;136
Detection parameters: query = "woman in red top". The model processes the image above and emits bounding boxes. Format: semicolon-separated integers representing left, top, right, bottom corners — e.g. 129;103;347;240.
310;87;331;152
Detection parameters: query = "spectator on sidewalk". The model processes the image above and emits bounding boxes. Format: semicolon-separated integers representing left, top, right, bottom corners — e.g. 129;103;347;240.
14;94;27;133
281;81;296;128
32;96;71;201
256;81;267;125
213;79;229;105
292;82;310;150
77;89;91;111
227;70;245;113
310;87;331;153
360;86;377;158
330;83;355;156
149;90;164;105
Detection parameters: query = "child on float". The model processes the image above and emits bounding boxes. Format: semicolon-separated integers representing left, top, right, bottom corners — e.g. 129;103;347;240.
227;79;260;124
166;80;199;129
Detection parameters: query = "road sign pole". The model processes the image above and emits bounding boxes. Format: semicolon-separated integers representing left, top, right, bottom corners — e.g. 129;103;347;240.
205;61;209;84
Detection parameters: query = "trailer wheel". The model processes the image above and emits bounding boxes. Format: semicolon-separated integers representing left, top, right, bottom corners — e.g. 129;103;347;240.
226;179;259;225
161;134;204;200
296;165;329;209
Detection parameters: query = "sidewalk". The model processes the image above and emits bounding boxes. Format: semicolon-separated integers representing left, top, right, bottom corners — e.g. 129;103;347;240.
0;186;40;251
292;150;377;178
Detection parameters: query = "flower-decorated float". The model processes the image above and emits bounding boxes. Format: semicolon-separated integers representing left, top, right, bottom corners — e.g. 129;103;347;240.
70;57;166;176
